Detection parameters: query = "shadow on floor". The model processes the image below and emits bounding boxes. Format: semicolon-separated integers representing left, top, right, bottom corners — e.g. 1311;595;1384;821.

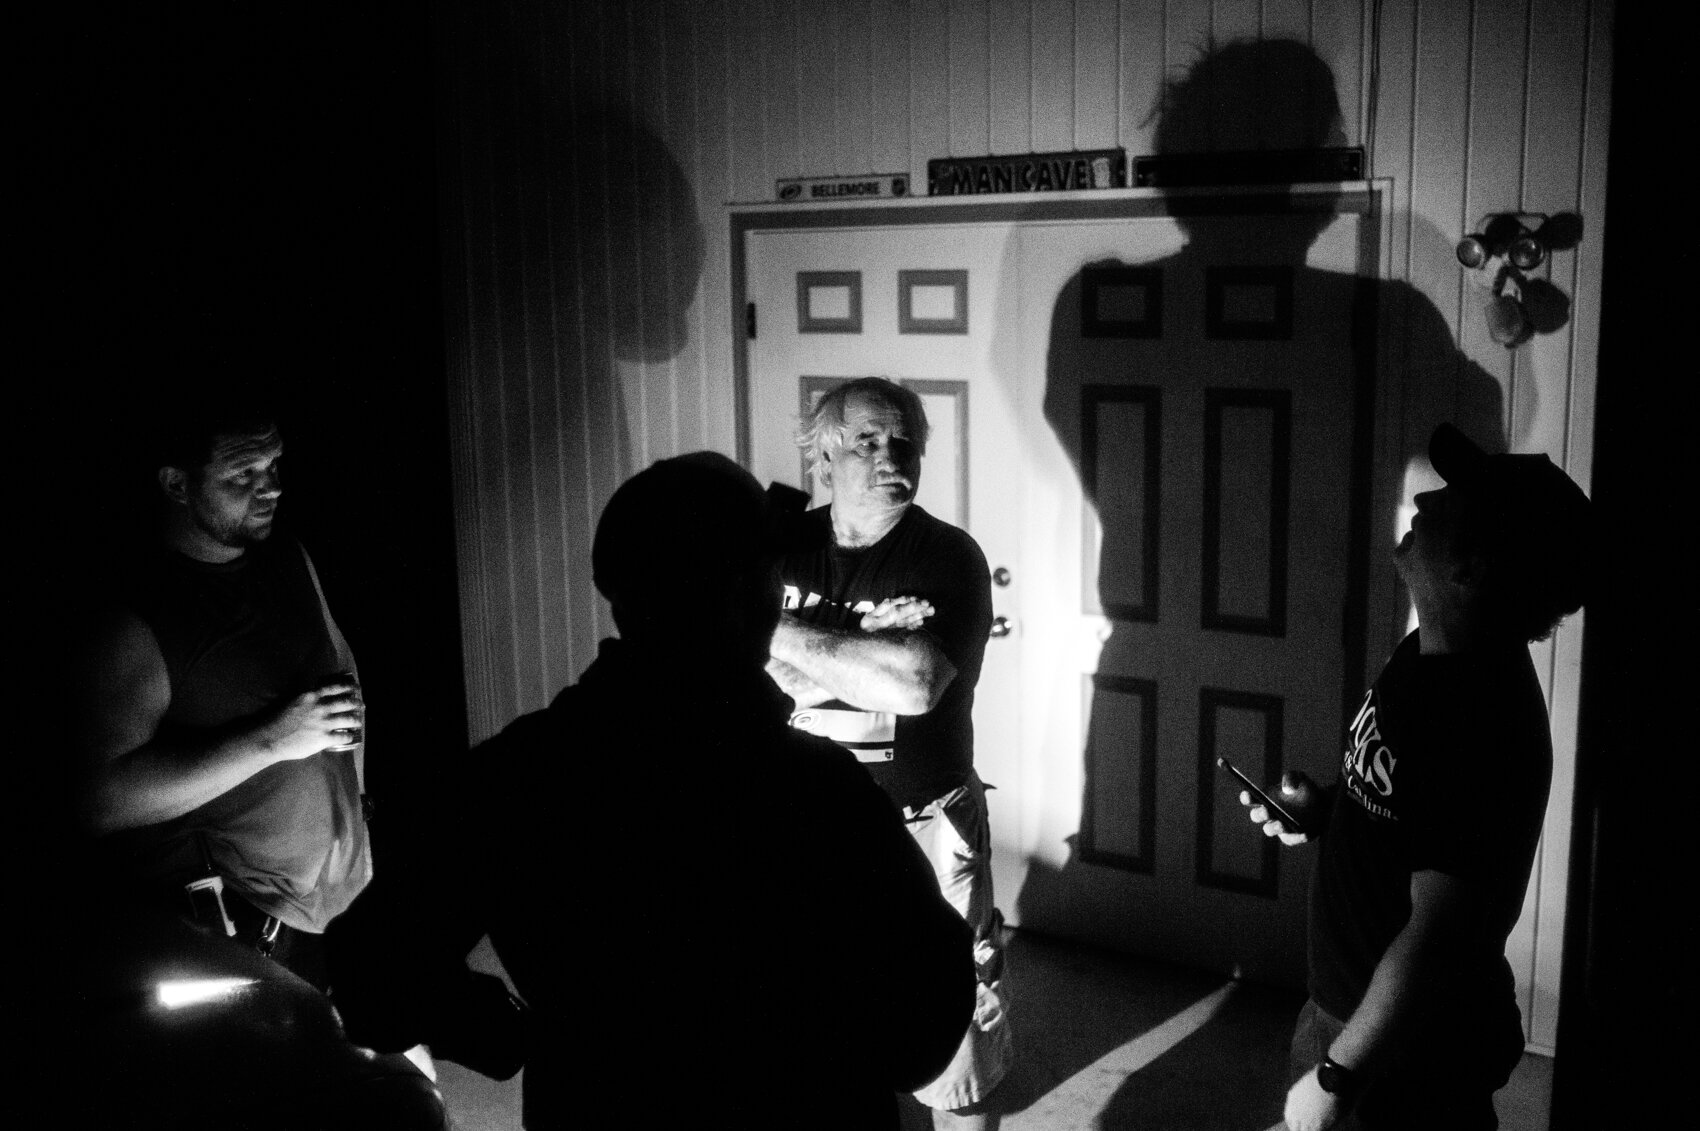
443;927;1550;1130
978;930;1300;1131
899;928;1550;1131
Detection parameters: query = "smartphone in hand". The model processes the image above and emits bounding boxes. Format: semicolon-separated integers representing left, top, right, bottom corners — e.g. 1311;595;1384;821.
1217;757;1307;835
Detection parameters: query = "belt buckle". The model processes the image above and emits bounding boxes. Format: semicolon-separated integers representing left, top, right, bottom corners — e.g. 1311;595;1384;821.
255;916;282;957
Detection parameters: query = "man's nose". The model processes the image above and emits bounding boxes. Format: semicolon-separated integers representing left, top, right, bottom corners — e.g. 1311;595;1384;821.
256;469;283;499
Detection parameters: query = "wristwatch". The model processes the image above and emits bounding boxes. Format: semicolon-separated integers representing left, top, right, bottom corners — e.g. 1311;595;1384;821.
1316;1055;1360;1097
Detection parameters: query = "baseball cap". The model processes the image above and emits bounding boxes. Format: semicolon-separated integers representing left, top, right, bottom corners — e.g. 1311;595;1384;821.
1428;423;1593;616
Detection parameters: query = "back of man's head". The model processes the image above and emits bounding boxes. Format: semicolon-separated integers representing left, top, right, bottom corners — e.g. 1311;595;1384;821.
592;452;781;656
1430;423;1594;642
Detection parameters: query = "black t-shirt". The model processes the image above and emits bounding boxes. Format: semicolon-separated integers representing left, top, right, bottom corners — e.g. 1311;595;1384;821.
1309;631;1553;1022
776;505;992;810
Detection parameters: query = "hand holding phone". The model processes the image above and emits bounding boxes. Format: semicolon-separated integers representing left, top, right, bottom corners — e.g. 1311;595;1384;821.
1217;757;1308;835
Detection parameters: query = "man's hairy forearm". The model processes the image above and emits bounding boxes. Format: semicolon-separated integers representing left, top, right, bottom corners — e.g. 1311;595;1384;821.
88;728;282;834
769;615;954;716
765;657;833;708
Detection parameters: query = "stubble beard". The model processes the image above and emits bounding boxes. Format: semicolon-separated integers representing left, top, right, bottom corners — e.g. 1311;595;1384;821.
192;501;275;550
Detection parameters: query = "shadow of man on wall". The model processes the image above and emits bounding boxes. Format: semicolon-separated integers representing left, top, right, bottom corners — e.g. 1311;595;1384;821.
1009;38;1507;1128
435;0;708;716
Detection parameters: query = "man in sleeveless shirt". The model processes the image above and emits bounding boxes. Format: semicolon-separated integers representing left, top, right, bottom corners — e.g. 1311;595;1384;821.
1241;424;1593;1130
69;399;372;988
768;378;1014;1129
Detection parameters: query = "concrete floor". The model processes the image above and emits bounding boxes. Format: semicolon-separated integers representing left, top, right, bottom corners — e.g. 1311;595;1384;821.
436;929;1552;1130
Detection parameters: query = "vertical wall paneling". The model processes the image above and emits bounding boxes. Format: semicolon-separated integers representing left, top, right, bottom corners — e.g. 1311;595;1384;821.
1311;0;1365;149
1262;0;1315;45
911;0;951;171
871;0;914;173
691;0;734;455
1074;0;1120;149
438;1;1609;1053
1459;0;1525;431
539;2;579;682
766;0;799;182
639;3;681;460
664;0;707;450
1404;0;1472;449
1161;0;1210;135
1537;0;1610;1054
483;0;532;724
1210;0;1262;47
836;1;875;175
1117;0;1164;159
950;0;993;157
1029;0;1076;152
437;1;496;737
1372;0;1417;281
798;2;838;177
727;4;767;202
528;1;569;697
990;0;1033;154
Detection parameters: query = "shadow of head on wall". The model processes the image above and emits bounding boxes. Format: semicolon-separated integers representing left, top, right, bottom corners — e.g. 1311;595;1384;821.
1148;37;1350;255
484;7;706;369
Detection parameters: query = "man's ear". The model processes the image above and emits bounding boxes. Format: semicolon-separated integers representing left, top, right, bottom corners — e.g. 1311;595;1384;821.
158;466;189;505
817;448;833;488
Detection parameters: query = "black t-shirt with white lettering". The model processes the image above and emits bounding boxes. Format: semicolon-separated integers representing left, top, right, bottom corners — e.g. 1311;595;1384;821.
776;505;992;811
1309;630;1553;1024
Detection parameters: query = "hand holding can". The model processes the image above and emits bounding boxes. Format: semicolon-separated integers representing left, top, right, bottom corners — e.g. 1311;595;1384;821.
320;670;365;752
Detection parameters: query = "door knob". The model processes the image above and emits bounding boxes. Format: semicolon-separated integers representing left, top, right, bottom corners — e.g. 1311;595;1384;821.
992;567;1012;587
989;615;1013;639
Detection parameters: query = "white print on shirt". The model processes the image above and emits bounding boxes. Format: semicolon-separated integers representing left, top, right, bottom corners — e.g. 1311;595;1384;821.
781;585;875;616
1340;687;1398;820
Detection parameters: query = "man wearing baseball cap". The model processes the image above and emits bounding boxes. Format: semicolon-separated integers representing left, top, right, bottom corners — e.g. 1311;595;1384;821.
328;452;973;1128
1241;424;1592;1130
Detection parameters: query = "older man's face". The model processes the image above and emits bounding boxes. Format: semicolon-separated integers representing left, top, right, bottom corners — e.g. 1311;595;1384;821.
825;392;921;511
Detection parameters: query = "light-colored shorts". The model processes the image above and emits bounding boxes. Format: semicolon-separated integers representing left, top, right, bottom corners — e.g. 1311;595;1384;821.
902;773;1014;1111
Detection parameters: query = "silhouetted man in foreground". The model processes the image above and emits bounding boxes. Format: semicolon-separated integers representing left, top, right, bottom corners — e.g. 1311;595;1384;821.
1242;424;1592;1130
329;452;973;1128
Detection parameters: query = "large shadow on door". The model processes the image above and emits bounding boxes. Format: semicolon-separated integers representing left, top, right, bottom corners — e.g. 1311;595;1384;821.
1012;37;1507;1010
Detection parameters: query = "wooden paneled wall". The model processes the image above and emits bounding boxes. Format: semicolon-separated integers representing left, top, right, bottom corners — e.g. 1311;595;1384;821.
435;0;1611;1050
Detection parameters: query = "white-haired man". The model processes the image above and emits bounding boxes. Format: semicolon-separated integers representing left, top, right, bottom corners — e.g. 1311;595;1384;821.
768;377;1013;1129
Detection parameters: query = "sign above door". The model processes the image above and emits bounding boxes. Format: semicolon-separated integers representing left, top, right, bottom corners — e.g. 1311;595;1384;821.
928;148;1127;196
776;173;911;202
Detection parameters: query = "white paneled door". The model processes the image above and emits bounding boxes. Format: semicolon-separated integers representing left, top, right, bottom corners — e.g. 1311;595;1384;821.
746;224;1029;919
743;199;1381;990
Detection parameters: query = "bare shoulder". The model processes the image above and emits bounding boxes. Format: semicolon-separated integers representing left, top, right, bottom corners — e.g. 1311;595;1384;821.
72;610;170;740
